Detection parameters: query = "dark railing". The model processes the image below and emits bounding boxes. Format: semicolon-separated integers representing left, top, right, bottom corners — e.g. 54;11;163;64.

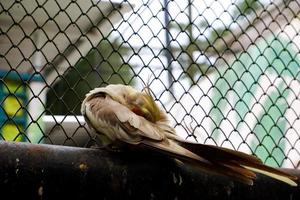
0;141;299;199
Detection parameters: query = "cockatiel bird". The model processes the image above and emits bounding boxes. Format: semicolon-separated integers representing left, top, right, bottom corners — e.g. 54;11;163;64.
81;84;298;186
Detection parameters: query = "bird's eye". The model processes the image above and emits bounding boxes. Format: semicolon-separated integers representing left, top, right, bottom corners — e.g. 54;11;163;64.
93;92;105;98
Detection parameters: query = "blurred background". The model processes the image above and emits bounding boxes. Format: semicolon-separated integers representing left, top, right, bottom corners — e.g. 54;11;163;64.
0;0;300;168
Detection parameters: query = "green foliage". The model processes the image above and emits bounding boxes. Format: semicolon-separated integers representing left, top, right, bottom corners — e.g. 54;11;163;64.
168;0;261;84
233;0;262;17
46;39;133;115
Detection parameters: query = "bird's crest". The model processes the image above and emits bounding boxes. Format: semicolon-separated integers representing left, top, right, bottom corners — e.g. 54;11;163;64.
129;82;168;123
138;85;167;123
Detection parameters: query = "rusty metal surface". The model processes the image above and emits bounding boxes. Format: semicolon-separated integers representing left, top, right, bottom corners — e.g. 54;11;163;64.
0;141;299;200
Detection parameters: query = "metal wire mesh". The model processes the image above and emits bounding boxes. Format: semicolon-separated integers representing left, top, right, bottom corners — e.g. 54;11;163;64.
0;0;300;168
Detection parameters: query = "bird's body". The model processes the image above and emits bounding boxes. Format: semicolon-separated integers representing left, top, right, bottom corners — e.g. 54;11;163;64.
81;84;298;186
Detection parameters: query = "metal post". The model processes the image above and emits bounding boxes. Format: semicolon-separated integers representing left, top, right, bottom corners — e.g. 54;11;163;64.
163;0;174;94
27;32;46;143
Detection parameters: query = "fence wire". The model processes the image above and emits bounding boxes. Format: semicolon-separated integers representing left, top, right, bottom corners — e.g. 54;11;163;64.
0;0;300;168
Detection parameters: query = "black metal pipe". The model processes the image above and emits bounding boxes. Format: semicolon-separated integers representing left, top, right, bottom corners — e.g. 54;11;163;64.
0;141;299;200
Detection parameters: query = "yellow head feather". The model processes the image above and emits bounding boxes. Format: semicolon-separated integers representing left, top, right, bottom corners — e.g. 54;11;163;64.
128;86;167;123
141;87;167;122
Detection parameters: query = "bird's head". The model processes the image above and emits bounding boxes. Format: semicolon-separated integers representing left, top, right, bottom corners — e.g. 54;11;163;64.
85;84;167;123
126;86;168;123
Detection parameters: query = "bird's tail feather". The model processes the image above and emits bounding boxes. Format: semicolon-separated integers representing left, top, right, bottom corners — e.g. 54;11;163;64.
140;140;256;185
177;140;298;186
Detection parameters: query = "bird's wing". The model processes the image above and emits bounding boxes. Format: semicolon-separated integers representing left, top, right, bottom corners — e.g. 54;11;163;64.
84;96;165;143
84;95;212;163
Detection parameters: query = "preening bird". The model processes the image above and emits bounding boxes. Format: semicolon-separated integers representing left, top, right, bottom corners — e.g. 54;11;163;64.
81;84;298;186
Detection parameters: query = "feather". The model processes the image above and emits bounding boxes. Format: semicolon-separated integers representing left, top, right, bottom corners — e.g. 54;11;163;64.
177;140;298;186
129;86;168;123
243;166;297;186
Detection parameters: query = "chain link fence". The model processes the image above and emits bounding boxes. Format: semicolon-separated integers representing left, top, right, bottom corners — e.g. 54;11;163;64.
0;0;300;168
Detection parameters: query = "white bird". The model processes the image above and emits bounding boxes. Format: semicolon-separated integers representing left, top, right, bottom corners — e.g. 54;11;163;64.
81;84;297;186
